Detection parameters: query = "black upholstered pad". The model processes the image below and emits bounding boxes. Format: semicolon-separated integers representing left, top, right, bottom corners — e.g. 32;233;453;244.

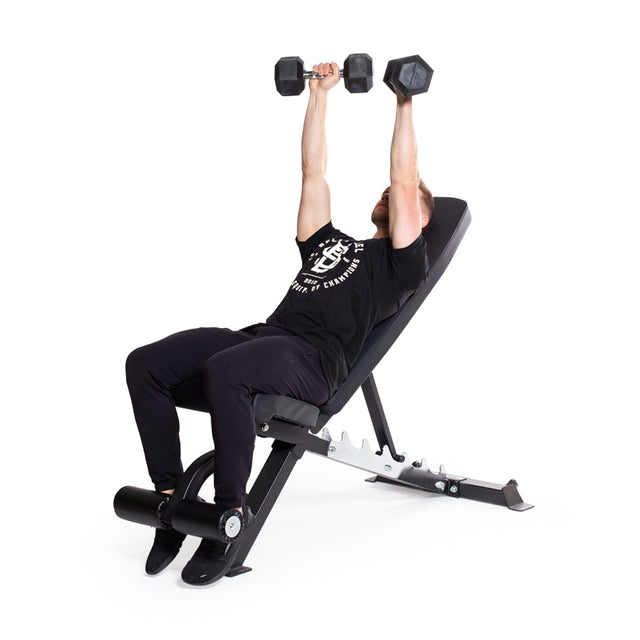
319;196;470;416
252;394;319;429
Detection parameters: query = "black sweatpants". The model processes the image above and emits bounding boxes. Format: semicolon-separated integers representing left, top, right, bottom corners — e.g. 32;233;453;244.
125;324;330;509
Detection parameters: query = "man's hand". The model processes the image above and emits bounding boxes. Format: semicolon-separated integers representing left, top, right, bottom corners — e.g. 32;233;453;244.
394;85;412;106
309;62;340;93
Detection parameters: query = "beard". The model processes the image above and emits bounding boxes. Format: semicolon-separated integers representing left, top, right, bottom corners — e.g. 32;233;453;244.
371;205;389;227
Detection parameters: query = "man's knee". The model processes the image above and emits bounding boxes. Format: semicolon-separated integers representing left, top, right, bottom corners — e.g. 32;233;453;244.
125;344;156;386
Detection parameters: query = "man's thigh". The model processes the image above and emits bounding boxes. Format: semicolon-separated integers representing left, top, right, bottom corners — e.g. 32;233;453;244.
205;334;329;406
130;327;252;389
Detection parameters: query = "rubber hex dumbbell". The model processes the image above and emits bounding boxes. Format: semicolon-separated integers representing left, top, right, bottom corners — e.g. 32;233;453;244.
384;55;433;97
275;54;373;96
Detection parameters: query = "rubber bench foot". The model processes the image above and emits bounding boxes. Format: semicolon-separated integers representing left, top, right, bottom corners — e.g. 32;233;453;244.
226;565;252;578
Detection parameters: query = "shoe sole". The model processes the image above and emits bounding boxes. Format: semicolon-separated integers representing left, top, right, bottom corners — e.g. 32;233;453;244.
181;511;255;586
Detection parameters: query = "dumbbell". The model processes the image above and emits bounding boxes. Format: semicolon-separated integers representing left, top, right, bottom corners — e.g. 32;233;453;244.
275;54;373;96
384;55;433;97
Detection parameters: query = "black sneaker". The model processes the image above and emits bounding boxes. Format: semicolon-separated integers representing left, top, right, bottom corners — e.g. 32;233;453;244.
145;527;187;575
181;507;255;586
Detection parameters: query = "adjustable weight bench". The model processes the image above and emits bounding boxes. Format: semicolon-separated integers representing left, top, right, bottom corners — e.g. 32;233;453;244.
114;196;533;578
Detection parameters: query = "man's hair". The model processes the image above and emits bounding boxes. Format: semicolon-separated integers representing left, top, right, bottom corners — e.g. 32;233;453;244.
419;179;435;229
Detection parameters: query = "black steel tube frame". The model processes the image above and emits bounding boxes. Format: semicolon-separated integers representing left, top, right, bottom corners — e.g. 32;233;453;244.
227;440;309;576
361;374;402;461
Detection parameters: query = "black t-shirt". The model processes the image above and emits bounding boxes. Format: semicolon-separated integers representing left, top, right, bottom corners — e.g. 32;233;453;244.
263;222;428;394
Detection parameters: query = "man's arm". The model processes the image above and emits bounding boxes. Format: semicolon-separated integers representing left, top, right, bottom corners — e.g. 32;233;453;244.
388;92;425;249
297;61;340;242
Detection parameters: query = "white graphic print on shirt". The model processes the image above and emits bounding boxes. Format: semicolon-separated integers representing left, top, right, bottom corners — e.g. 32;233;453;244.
290;236;365;294
310;239;350;273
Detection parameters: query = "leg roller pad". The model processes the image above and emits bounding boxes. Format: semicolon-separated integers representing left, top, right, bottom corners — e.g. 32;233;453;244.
113;486;172;529
172;500;244;544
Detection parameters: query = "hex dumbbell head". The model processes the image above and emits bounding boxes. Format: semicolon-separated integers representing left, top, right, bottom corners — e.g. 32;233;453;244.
383;58;400;92
275;57;305;96
384;55;433;97
343;53;373;93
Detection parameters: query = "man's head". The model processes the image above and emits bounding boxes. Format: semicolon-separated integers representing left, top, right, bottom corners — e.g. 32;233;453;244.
371;180;434;237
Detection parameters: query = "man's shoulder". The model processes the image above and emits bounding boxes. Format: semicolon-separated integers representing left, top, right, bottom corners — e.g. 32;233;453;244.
309;226;357;248
297;221;350;247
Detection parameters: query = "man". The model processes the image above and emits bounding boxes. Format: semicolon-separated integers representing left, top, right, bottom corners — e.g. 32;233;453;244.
125;60;433;586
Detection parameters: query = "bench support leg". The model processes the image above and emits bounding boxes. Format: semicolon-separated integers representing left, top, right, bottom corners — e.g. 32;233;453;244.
361;374;402;461
226;440;307;577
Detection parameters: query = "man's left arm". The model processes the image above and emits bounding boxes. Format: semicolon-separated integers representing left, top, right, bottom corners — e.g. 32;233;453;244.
388;92;426;249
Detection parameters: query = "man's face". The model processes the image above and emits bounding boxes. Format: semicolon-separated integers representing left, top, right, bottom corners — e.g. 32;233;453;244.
371;186;391;227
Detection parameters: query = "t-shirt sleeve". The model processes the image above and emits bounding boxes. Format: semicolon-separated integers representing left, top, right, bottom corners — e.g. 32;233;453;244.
388;233;429;290
296;222;335;262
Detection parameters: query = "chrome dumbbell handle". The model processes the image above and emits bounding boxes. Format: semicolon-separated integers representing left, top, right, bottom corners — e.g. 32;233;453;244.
302;69;346;80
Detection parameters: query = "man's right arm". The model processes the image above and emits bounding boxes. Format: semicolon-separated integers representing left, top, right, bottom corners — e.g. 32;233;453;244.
297;61;339;242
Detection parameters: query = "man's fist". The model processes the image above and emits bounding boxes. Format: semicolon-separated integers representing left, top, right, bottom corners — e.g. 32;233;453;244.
309;62;340;92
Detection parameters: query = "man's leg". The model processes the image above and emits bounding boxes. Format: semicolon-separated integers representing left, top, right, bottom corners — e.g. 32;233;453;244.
125;326;257;575
125;327;253;491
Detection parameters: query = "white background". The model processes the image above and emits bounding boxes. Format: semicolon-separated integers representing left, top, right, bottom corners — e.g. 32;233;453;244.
1;0;638;638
